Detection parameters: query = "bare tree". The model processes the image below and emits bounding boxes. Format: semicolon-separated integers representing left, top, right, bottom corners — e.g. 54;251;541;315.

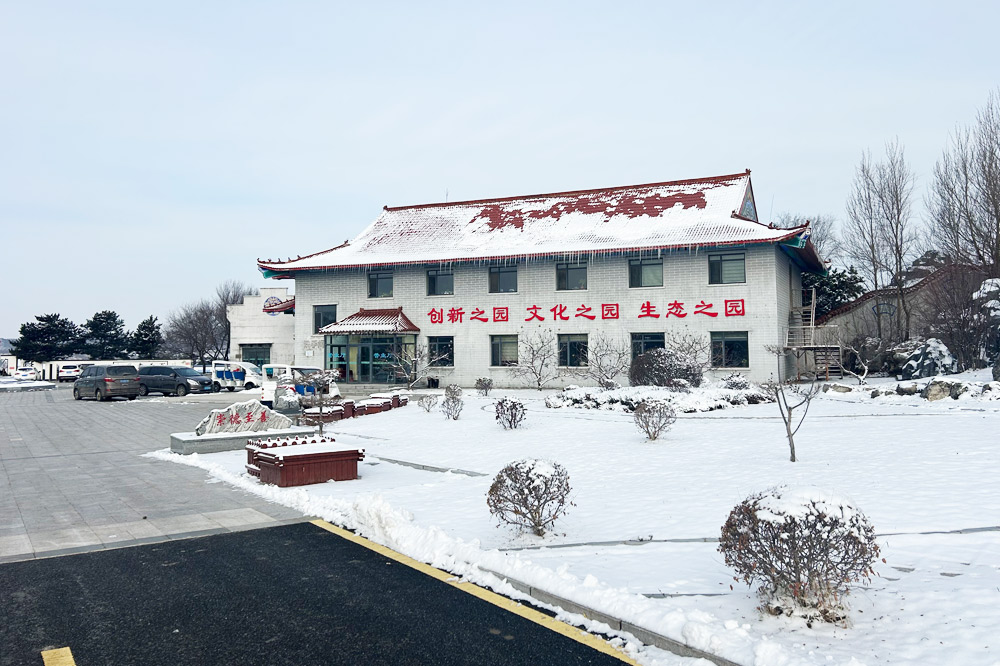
583;333;631;388
840;336;887;385
510;329;561;390
776;213;841;263
163;299;225;364
928;89;1000;277
216;280;259;361
922;267;991;370
387;340;451;389
764;346;822;463
299;369;342;435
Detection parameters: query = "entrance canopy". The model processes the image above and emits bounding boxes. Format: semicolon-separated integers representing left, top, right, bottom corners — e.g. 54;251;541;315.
319;307;420;335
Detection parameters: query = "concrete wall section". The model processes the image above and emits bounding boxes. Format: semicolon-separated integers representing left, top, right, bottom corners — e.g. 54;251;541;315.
228;287;296;366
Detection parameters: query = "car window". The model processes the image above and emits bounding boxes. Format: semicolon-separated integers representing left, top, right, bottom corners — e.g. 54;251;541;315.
64;365;78;370
107;366;137;377
177;368;202;377
139;367;153;375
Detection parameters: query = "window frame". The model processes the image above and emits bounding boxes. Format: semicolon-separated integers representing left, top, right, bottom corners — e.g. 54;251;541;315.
555;262;588;291
313;304;338;333
630;332;665;358
490;334;519;366
488;266;518;294
428;336;455;367
367;271;394;298
708;252;746;285
628;258;663;288
557;333;588;367
426;269;455;297
710;331;750;368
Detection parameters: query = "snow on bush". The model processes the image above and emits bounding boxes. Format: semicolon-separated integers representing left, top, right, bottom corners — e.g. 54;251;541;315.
718;486;881;626
474;377;494;396
441;395;463;420
545;383;772;413
723;372;751;391
632;399;676;440
445;383;463;399
628;347;704;389
495;396;526;430
900;338;958;380
418;395;439;413
486;459;573;536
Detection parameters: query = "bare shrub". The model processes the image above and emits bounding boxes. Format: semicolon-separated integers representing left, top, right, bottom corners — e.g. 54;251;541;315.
418;395;439;413
486;459;573;536
718;486;881;625
495;397;526;429
628;347;703;389
441;395;463;420
632;399;676;440
475;377;494;396
584;333;631;387
509;329;561;390
445;383;463;399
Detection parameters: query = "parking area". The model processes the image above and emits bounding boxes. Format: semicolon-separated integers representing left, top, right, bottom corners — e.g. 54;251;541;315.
0;386;305;562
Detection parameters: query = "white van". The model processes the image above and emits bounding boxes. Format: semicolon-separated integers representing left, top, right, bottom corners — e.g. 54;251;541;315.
260;364;339;407
209;361;263;393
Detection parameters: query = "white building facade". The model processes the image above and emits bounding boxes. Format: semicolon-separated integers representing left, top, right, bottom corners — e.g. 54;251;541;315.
256;172;824;386
227;287;297;367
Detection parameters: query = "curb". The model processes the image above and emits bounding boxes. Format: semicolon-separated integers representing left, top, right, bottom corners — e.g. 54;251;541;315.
482;567;743;666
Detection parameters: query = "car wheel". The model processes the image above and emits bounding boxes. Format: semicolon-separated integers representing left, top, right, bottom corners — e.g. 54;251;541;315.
138;383;149;397
244;382;255;390
95;389;105;402
226;386;235;392
176;384;189;397
73;387;81;400
212;382;221;393
127;395;137;400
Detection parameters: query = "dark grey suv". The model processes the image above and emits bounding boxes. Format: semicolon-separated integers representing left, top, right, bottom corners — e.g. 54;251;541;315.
138;366;213;397
73;365;140;401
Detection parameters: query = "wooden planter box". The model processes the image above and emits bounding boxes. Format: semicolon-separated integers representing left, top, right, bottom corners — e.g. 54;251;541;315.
342;400;355;418
245;435;337;468
255;448;365;487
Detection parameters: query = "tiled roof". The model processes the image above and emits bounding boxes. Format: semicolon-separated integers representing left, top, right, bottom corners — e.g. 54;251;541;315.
262;297;295;313
319;307;420;334
259;171;815;273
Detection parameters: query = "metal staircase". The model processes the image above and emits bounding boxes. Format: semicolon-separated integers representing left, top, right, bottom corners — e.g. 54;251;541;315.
785;288;843;379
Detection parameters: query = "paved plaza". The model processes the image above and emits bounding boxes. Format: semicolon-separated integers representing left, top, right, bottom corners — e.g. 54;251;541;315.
0;386;306;563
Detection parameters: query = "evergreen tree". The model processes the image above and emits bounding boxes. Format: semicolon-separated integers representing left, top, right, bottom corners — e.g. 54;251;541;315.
804;266;867;319
82;310;129;360
130;315;163;358
10;314;83;363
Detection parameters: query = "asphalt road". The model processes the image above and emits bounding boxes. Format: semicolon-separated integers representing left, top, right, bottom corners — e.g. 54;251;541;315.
1;521;630;666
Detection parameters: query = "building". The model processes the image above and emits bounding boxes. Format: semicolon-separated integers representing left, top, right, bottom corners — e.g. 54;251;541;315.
227;287;297;367
254;171;825;386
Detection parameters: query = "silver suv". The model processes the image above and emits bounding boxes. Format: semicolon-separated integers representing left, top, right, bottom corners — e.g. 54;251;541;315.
73;365;140;401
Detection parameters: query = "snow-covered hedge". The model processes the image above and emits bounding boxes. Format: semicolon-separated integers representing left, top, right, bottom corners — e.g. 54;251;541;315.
545;383;773;413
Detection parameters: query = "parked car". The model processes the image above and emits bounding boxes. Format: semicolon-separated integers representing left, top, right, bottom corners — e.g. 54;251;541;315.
137;366;212;397
58;365;82;382
73;365;140;401
207;360;264;392
14;367;38;381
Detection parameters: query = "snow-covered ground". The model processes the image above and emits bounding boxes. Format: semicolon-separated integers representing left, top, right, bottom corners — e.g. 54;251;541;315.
0;376;55;390
149;370;1000;666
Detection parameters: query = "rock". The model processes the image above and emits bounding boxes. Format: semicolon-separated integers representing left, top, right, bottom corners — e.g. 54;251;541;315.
896;383;921;396
823;383;853;393
921;379;961;402
993;364;1000;382
195;400;293;436
950;382;971;400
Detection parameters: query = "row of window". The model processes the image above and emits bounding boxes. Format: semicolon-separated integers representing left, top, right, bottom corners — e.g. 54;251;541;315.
423;331;750;369
367;253;747;298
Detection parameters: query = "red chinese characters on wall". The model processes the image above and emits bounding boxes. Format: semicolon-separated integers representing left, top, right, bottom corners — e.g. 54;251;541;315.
424;299;748;323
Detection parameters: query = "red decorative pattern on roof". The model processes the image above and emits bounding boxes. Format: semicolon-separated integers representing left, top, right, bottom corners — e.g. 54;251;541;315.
258;172;816;273
318;307;420;334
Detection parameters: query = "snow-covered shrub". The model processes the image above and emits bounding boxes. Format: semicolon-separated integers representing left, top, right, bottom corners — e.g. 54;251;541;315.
900;338;958;380
723;372;751;391
545;384;774;413
486;459;573;536
445;383;463;399
475;377;494;396
441;395;463;420
495;396;526;429
718;486;881;625
598;377;621;390
418;395;438;413
628;348;703;389
633;399;676;440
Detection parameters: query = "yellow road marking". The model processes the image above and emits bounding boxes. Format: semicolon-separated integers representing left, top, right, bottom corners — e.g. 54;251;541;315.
40;646;76;665
310;519;639;665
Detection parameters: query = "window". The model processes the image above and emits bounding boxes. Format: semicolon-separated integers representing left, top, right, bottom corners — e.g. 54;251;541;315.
240;344;271;367
628;258;663;288
428;336;454;367
709;253;746;284
490;334;518;366
558;334;588;367
314;305;337;333
488;266;517;293
556;262;587;290
711;331;749;367
631;332;665;358
427;269;454;296
367;271;393;298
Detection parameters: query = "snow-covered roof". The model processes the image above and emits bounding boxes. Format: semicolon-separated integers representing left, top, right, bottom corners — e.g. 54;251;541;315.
262;296;295;313
319;307;420;334
259;171;821;274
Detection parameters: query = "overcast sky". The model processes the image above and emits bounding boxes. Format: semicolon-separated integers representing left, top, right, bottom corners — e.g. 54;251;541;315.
2;1;998;337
